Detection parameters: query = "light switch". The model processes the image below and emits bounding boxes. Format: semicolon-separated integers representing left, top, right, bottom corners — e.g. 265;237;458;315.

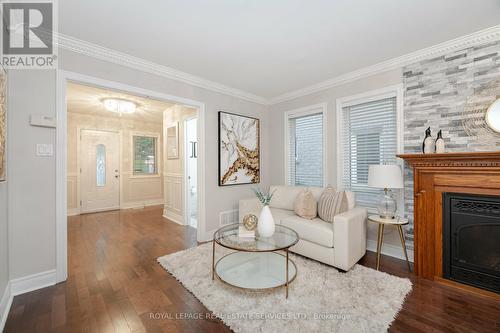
36;144;54;157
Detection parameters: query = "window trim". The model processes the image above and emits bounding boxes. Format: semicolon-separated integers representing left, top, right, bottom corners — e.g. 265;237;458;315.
130;131;161;178
284;103;328;187
336;84;404;214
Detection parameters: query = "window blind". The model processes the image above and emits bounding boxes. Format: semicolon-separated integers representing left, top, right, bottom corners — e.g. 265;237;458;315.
341;97;398;209
288;112;323;187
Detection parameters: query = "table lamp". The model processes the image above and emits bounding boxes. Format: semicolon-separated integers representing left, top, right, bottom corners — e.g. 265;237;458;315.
368;164;404;219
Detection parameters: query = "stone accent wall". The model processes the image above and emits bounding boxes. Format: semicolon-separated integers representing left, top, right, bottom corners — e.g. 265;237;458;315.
402;40;500;247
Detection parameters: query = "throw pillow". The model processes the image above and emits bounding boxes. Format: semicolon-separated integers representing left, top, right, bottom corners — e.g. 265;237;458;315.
294;189;317;220
318;188;348;223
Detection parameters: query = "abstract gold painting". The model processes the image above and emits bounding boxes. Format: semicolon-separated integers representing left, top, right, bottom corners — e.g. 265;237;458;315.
0;67;5;182
218;111;260;186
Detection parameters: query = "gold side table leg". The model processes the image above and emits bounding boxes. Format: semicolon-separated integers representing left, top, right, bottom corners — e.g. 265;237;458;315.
285;249;289;299
212;239;215;280
376;224;384;270
397;225;412;272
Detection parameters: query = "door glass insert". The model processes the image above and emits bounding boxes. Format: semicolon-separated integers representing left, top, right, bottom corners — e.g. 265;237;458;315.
96;144;106;187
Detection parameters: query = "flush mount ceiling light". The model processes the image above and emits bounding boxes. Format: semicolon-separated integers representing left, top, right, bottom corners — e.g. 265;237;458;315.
102;98;137;115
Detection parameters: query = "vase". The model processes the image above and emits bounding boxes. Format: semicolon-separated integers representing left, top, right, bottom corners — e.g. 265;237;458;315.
258;205;275;237
435;130;445;153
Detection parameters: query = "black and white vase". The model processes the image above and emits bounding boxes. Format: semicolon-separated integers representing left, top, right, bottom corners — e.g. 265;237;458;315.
422;127;435;154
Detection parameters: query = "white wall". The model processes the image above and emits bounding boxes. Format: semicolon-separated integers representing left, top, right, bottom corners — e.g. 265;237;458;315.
8;70;57;279
67;112;165;213
6;49;269;280
268;69;404;249
0;181;8;305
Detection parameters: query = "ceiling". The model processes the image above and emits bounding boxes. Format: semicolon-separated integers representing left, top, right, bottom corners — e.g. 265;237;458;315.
66;83;174;122
60;0;500;99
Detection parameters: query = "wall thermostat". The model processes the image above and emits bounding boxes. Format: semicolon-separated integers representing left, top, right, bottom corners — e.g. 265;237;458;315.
30;114;57;128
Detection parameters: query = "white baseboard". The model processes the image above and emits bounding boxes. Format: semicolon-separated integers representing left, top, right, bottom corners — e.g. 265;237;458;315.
163;209;184;225
367;240;414;263
69;200;164;215
10;269;57;296
67;208;80;216
0;281;12;332
121;199;164;210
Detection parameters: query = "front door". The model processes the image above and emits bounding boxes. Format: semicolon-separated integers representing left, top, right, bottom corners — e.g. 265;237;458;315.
80;129;120;213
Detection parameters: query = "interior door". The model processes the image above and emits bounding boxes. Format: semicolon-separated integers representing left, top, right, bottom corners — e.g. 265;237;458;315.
185;117;198;228
80;129;120;213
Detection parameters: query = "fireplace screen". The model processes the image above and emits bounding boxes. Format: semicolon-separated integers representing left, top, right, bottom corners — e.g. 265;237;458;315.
443;193;500;293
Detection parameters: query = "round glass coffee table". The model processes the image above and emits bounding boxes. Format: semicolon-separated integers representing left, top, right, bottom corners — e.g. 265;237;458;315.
212;223;299;298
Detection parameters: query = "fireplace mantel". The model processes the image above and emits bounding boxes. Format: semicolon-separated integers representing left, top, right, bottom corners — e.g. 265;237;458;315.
398;151;500;296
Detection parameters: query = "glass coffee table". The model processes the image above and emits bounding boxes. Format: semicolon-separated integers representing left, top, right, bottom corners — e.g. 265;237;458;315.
212;223;299;298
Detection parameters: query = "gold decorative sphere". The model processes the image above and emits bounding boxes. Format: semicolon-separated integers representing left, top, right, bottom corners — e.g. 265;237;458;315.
243;214;258;231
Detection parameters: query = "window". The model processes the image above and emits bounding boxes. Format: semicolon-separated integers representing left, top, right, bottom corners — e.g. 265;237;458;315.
286;105;326;187
339;89;401;210
133;135;158;175
96;144;106;186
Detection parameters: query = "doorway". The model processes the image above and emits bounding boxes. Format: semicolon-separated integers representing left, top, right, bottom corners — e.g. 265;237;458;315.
80;129;120;213
57;70;207;283
185;117;198;228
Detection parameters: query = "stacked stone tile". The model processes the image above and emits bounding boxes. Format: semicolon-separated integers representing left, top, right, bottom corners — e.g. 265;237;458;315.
402;40;500;248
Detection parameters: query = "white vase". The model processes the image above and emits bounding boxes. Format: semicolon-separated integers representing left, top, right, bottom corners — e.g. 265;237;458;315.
258;205;275;237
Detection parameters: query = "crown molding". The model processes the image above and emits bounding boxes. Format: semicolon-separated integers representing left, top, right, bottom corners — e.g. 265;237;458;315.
55;25;500;107
270;25;500;105
55;33;270;105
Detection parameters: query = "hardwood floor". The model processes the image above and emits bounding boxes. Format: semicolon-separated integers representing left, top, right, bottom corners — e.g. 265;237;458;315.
4;206;500;332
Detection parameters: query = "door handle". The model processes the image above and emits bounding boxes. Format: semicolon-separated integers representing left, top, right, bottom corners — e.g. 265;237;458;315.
115;175;119;178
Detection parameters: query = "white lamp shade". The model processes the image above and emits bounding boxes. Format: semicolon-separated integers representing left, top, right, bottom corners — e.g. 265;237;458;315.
368;164;404;189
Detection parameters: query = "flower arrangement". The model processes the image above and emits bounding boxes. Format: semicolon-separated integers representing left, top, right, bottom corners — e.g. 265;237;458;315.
253;188;275;206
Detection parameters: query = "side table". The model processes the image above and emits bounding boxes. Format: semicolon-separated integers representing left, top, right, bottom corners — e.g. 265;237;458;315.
368;215;412;272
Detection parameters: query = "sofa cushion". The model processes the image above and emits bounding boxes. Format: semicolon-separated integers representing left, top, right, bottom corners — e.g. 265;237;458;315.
269;208;296;225
269;185;324;210
318;188;349;223
281;215;334;248
294;189;317;219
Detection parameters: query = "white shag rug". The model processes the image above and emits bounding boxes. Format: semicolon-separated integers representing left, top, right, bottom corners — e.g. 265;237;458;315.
157;243;412;333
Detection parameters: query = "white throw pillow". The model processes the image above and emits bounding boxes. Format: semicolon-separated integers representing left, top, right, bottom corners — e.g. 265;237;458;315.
318;187;348;223
294;189;317;220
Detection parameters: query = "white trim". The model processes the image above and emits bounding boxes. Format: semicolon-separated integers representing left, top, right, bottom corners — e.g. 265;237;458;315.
336;85;404;215
0;281;12;332
121;199;164;210
163;210;184;225
183;115;198;227
67;208;80;216
10;270;57;296
56;26;500;106
56;70;207;283
283;103;328;186
367;240;414;263
56;33;268;105
271;25;500;104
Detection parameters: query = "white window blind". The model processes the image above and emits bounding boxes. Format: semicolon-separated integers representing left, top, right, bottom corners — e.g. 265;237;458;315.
341;96;398;209
287;112;323;187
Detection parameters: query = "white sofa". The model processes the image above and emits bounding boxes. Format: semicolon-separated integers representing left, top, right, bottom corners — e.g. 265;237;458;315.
239;185;367;271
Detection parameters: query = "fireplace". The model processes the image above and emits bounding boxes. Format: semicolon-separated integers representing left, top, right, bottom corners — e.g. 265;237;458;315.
443;193;500;293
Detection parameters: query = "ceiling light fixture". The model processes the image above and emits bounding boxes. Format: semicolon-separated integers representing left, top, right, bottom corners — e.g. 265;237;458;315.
102;98;137;115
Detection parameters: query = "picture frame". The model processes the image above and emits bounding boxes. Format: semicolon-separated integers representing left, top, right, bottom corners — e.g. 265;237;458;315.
166;122;179;159
218;111;260;186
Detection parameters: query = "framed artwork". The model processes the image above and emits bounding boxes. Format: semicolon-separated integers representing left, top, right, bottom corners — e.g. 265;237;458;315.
166;122;179;159
0;66;6;182
218;111;260;186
